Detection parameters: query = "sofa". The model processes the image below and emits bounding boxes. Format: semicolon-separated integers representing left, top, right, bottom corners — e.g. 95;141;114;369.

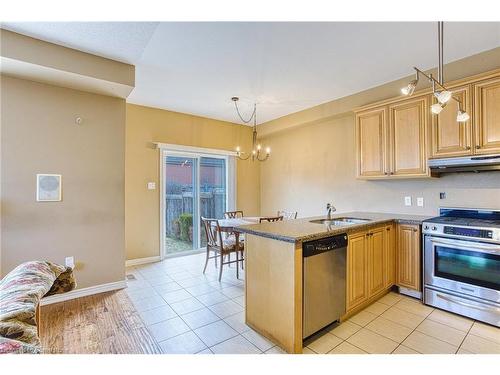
0;261;76;354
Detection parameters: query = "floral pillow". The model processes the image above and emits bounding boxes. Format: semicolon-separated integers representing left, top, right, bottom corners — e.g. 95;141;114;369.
0;261;76;350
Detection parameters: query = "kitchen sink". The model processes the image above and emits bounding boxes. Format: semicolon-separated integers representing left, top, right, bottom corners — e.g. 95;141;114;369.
309;217;371;226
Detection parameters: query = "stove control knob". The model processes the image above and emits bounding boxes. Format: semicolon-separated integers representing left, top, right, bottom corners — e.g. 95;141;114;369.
424;225;429;230
432;226;437;231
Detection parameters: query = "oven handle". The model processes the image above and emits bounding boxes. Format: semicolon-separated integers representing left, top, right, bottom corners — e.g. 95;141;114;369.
429;237;500;255
436;293;500;313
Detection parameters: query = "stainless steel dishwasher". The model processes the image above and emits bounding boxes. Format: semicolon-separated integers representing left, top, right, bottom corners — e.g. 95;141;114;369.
303;234;347;339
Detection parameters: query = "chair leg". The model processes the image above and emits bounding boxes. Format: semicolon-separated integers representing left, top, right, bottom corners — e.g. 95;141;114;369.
214;250;218;268
203;247;210;274
218;252;224;281
240;251;244;270
236;251;239;279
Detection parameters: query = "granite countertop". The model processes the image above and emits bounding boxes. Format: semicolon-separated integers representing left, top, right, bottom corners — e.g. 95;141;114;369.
236;212;433;243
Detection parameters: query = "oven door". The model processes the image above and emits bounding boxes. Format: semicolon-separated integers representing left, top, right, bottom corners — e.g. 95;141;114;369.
424;235;500;303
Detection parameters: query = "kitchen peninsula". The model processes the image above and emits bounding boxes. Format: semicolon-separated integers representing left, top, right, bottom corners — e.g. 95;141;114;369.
237;212;431;353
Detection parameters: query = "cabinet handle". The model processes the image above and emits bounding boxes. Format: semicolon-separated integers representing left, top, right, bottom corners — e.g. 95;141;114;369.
386;227;390;231
413;229;418;232
466;146;471;150
390;172;394;175
476;145;481;149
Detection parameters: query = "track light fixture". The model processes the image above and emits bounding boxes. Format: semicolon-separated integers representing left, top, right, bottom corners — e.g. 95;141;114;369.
400;22;469;124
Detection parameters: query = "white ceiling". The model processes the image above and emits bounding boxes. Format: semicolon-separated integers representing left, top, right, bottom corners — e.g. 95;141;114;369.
2;22;500;124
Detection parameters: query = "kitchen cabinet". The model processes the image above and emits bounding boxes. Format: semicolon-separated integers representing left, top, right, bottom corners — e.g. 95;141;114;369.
347;224;396;312
355;107;387;178
430;85;473;158
396;224;421;292
474;76;500;154
355;68;500;179
346;231;368;311
367;227;385;297
355;96;429;179
388;96;429;177
383;224;396;288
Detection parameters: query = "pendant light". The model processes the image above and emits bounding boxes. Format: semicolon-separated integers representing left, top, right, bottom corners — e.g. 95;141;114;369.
401;22;470;123
232;97;270;162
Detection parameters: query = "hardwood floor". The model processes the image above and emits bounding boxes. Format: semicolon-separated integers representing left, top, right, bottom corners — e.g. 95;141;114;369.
40;290;162;354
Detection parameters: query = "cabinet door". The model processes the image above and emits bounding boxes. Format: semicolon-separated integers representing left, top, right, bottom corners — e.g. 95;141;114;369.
356;107;388;178
396;224;421;291
388;97;429;177
346;231;368;311
367;227;385;297
474;77;500;154
383;224;396;288
430;85;473;158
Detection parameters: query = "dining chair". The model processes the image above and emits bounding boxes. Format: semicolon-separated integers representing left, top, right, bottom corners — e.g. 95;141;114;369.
224;210;244;219
201;217;244;281
259;216;284;223
277;210;298;220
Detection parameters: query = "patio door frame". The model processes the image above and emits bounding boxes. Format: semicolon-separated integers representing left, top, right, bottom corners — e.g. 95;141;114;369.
158;143;237;260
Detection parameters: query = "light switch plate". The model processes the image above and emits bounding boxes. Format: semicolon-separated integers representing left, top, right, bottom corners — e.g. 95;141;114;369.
147;182;156;190
65;256;75;269
417;197;424;207
404;196;412;206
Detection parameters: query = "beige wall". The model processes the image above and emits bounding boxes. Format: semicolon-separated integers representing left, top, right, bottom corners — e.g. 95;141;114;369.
0;76;125;288
260;113;500;218
125;104;260;261
259;49;500;218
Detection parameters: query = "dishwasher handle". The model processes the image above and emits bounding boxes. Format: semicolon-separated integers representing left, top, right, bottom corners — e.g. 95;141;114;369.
303;234;348;257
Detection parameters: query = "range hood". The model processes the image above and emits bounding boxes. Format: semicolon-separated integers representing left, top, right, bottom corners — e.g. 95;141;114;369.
429;154;500;175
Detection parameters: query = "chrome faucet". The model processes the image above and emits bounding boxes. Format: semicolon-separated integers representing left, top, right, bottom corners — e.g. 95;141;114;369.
326;203;336;220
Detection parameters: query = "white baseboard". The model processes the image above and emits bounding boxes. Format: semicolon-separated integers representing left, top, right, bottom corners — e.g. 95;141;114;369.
125;256;161;267
40;280;127;306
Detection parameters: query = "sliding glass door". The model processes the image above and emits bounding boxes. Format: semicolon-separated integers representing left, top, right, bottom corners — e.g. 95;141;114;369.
162;150;232;257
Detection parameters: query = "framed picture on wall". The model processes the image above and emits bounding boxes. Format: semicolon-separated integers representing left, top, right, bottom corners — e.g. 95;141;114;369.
36;174;62;202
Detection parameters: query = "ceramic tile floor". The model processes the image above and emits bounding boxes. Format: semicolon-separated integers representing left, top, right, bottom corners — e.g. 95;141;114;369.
126;252;500;354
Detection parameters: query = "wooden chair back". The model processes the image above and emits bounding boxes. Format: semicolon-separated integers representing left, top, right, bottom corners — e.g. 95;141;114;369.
224;210;244;219
259;216;284;223
277;210;298;220
201;217;223;248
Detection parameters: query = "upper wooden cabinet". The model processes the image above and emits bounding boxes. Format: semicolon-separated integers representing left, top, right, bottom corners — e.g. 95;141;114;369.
355;69;500;178
356;96;429;179
355;108;387;177
389;96;429;177
474;76;500;154
430;85;473;158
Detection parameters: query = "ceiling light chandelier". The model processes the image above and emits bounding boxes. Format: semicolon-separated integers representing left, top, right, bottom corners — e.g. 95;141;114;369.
232;97;271;161
401;22;470;123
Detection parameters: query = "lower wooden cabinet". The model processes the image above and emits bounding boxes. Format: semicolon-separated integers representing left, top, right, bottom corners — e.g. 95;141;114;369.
346;231;368;311
396;224;421;292
347;224;397;312
367;227;385;297
384;224;396;288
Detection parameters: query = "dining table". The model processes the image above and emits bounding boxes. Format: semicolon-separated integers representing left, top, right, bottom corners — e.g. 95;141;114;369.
214;216;262;246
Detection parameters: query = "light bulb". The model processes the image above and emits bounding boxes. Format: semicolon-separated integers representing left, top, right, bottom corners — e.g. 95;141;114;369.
456;110;470;122
252;150;256;155
236;146;240;152
401;79;418;96
266;147;271;154
435;90;452;104
431;103;444;114
257;144;261;151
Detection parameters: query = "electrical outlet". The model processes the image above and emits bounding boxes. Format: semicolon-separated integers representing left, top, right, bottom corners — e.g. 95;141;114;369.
147;182;156;190
404;196;412;206
440;192;446;200
417;197;424;207
65;256;75;269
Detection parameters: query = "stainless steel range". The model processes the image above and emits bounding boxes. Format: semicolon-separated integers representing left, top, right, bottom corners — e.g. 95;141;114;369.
423;208;500;327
